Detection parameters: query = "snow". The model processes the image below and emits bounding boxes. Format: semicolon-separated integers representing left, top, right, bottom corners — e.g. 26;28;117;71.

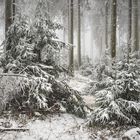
122;128;140;140
0;114;93;140
83;95;95;107
67;72;96;108
0;28;4;46
0;113;131;140
0;73;139;140
0;73;96;140
68;72;92;94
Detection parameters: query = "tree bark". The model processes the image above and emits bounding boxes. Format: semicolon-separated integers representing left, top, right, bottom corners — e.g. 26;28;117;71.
110;0;117;59
12;0;16;21
81;11;86;58
77;0;81;68
105;1;109;49
68;0;74;74
5;0;13;34
131;0;139;52
90;24;94;63
127;0;132;63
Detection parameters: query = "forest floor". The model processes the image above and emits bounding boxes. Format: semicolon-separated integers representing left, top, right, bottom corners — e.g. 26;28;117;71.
0;72;139;140
67;72;96;109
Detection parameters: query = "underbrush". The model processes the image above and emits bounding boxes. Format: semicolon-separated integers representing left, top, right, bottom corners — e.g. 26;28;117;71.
88;51;140;126
0;0;88;118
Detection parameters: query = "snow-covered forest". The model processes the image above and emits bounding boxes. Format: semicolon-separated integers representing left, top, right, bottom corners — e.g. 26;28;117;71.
0;0;140;139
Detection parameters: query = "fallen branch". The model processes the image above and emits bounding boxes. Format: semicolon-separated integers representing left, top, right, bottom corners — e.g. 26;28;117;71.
0;128;29;132
0;73;28;78
38;64;54;70
52;38;75;48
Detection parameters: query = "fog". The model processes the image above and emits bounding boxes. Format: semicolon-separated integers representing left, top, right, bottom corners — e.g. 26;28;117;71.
0;0;140;63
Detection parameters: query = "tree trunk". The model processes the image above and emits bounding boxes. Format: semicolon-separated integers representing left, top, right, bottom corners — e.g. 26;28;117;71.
110;0;117;59
62;10;66;42
12;0;16;21
127;0;132;63
5;0;13;34
131;0;139;52
90;25;94;63
77;0;81;68
68;0;74;74
81;13;86;58
105;1;109;49
100;36;103;58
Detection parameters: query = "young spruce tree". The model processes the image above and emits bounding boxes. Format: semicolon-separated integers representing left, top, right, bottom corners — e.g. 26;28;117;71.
0;0;87;117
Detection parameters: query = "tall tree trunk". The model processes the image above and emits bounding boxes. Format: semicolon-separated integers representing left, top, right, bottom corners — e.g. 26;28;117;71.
127;0;132;63
77;0;81;68
5;0;13;34
105;1;109;49
100;36;103;58
110;0;117;59
68;0;74;74
81;13;86;58
63;11;66;42
12;0;16;21
131;0;139;52
90;25;94;63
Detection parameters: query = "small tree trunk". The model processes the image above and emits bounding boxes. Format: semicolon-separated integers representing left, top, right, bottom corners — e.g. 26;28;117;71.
77;0;81;69
100;36;103;58
105;1;109;49
62;11;66;42
90;26;94;63
5;0;13;34
127;0;132;63
131;0;139;52
81;13;86;58
68;0;74;74
12;0;16;21
110;0;117;59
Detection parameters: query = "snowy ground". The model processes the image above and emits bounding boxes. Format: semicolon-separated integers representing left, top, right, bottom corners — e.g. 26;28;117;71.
67;72;92;94
0;72;139;140
67;72;96;108
0;72;94;140
0;114;92;140
1;114;139;140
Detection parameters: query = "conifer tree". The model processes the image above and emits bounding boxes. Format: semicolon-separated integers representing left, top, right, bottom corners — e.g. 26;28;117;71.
0;0;87;117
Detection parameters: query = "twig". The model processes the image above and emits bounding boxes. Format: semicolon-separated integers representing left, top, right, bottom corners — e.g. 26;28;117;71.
0;73;28;78
0;128;29;132
52;39;75;48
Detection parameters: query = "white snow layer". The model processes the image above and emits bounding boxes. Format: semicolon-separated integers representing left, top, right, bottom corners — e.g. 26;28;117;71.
122;127;140;140
0;114;92;140
0;73;139;140
68;72;92;94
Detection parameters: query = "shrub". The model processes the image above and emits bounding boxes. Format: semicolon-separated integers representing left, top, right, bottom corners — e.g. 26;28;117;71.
0;0;87;118
89;51;140;126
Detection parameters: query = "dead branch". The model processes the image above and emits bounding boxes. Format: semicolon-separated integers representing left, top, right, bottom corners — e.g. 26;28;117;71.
0;73;28;78
0;128;29;132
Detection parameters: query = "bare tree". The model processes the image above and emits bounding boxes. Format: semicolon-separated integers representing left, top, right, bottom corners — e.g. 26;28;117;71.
110;0;117;59
12;0;16;21
127;0;132;63
81;16;86;57
68;0;74;74
77;0;81;68
5;0;13;34
131;0;139;52
105;1;109;49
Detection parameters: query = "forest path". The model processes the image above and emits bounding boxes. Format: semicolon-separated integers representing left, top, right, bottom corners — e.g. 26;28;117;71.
0;73;122;140
67;72;96;109
0;114;93;140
